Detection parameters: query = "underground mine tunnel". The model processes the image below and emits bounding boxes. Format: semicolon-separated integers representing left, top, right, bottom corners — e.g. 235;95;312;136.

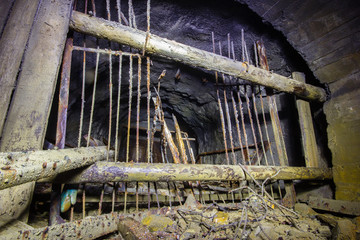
0;0;359;239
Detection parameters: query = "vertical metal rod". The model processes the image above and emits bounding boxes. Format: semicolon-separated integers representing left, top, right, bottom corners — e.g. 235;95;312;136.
106;0;111;20
128;0;133;28
107;54;113;161
82;184;86;218
154;182;160;209
124;183;128;213
260;95;275;165
227;33;231;59
112;183;116;213
245;88;260;164
218;41;230;165
173;182;183;206
237;91;250;163
223;92;237;165
146;57;151;163
211;32;218;85
142;0;151;56
115;54;123;162
126;55;133;163
86;50;100;147
231;41;236;60
252;93;268;165
241;29;245;62
78;47;86;147
254;42;258;67
231;92;246;164
116;0;121;23
90;0;96;16
147;182;151;210
98;188;104;215
167;183;172;208
136;182;139;212
136;56;141;163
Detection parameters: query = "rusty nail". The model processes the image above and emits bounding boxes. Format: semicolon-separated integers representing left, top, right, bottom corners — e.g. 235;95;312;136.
1;166;11;170
53;162;57;170
42;162;47;168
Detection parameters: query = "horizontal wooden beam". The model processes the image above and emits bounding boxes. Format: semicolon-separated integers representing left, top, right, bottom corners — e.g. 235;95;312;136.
69;11;327;102
43;162;332;183
0;147;113;190
2;213;119;240
308;196;360;216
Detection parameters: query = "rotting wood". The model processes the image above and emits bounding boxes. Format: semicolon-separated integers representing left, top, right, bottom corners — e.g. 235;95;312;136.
0;0;74;228
69;11;327;102
0;212;120;240
294;72;320;168
0;147;113;190
0;0;41;137
308;196;360;216
42;162;332;183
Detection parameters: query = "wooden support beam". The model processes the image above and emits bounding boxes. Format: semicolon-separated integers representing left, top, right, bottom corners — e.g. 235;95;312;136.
0;0;41;137
0;0;74;227
1;213;120;240
294;72;320;168
43;162;332;183
69;11;327;102
0;147;113;190
308;196;360;216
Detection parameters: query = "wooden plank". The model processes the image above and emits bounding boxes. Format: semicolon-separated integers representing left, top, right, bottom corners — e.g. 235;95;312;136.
294;72;320;167
308;196;360;216
0;0;73;228
0;147;113;190
1;213;120;240
0;0;41;137
69;11;327;102
0;0;15;36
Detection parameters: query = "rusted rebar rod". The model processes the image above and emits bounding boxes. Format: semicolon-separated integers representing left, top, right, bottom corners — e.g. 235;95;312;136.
0;147;114;190
44;162;332;183
70;11;327;102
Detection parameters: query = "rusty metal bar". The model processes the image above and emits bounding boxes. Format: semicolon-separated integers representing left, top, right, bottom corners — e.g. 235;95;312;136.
2;213;120;240
0;147;113;190
86;49;100;147
146;57;151;163
237;91;250;163
46;162;332;183
136;57;142;163
115;54;123;162
231;92;246;164
107;54;113;161
252;93;268;165
70;11;326;101
196;142;264;162
126;55;133;163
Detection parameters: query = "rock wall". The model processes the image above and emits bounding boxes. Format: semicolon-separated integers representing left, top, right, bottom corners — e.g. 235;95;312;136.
239;0;360;200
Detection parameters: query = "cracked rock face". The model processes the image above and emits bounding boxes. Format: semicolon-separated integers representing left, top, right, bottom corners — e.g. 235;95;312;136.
57;0;312;164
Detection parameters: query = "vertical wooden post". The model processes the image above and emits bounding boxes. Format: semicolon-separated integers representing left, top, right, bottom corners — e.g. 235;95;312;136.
293;72;320;168
0;0;74;228
0;0;41;137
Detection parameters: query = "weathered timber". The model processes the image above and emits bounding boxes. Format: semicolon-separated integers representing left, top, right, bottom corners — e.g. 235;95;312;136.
0;0;74;228
294;72;320;168
0;0;15;34
69;11;326;102
43;162;332;183
308;196;360;216
0;147;113;190
0;0;41;137
0;213;119;240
